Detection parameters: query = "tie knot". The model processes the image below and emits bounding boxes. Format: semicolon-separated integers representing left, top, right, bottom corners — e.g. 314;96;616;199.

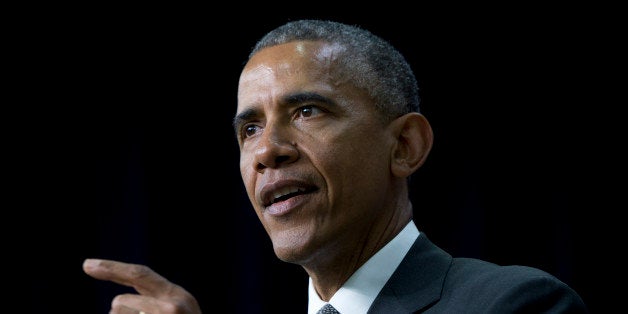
317;303;340;314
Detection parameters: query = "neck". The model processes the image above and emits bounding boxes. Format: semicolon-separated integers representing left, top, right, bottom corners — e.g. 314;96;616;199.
305;200;414;301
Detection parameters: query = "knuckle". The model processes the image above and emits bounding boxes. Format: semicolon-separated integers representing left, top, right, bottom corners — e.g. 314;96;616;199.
128;264;153;280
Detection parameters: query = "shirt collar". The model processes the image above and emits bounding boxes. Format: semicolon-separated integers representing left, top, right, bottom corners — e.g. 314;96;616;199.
308;220;420;314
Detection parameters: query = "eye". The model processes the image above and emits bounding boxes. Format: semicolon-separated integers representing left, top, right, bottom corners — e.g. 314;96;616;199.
296;105;323;119
243;124;261;138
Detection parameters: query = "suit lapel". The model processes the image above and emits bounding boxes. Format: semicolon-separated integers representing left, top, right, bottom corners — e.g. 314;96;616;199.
368;233;453;313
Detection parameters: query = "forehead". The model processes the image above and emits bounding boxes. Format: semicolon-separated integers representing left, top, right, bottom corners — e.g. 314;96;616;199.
237;41;347;109
244;40;345;75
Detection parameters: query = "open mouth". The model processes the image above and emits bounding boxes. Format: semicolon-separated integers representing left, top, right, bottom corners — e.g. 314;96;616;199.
262;185;317;207
271;187;306;204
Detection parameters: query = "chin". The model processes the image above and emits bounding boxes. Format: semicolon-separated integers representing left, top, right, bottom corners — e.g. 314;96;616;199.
272;239;308;263
270;231;317;264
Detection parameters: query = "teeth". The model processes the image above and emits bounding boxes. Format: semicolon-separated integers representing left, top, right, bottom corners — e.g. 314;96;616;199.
272;187;304;202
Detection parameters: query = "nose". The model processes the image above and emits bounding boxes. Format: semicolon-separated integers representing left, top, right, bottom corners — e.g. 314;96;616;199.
253;123;298;172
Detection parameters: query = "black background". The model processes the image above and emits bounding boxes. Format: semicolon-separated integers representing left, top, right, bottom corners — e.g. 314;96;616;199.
15;4;620;313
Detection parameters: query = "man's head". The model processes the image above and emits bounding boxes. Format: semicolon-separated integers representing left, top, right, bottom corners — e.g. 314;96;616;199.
233;20;432;271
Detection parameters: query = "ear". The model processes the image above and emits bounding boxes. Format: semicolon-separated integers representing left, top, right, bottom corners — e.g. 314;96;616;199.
389;112;434;178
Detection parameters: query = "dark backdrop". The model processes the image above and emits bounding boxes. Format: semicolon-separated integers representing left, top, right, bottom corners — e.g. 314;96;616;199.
17;5;617;313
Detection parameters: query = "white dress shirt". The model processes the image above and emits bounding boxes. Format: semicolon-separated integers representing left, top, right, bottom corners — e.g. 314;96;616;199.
308;220;420;314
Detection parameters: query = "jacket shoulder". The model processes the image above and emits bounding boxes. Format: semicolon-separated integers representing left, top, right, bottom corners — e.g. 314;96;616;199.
438;257;589;313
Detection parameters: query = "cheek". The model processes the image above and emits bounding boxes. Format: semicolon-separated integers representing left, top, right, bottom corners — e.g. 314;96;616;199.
325;132;389;181
240;155;256;194
310;139;364;187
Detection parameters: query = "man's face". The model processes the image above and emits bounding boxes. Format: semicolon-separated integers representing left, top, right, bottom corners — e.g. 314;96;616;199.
234;41;395;264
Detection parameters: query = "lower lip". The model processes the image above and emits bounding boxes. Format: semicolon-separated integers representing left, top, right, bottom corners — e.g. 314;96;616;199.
266;194;308;216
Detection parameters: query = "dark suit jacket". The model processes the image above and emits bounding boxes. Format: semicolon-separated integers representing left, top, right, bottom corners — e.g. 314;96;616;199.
368;234;588;313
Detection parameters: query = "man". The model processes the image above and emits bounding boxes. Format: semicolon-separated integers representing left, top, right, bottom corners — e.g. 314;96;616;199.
83;19;588;313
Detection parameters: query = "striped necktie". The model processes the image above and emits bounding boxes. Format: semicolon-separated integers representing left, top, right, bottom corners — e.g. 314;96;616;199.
316;303;340;314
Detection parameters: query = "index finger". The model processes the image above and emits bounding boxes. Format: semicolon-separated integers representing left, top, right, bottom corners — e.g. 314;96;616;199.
83;258;173;296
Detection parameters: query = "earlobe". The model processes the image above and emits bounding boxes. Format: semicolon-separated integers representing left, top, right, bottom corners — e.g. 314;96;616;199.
390;113;434;178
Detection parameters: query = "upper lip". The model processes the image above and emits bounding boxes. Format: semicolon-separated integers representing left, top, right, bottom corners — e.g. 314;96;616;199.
259;179;316;207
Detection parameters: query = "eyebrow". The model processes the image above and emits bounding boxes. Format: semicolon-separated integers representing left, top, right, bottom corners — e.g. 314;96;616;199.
233;108;258;133
233;92;336;132
285;92;334;106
